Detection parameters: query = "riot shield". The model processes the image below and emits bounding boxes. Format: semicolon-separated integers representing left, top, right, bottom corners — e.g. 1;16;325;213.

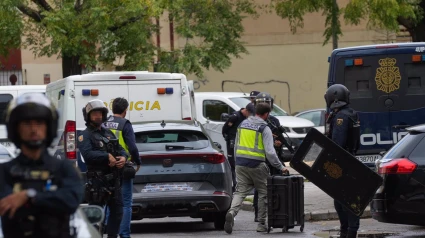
289;128;383;216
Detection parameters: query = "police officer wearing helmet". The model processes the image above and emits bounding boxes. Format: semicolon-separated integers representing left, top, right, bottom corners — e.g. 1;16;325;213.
78;99;128;238
0;93;84;238
103;97;141;238
245;91;260;116
222;107;250;192
324;84;361;238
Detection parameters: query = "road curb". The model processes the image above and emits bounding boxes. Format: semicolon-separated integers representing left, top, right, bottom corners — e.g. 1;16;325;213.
241;201;371;221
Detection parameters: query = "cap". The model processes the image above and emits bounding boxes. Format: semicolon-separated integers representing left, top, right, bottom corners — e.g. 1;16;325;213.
250;91;260;98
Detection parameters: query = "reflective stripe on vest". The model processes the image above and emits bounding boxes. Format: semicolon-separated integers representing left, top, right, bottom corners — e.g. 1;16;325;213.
235;120;266;161
103;116;130;160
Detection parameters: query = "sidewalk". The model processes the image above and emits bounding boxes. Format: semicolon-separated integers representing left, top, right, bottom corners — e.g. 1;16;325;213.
240;164;371;221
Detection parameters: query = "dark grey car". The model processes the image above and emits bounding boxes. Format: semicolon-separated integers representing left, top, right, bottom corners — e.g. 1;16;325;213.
131;120;233;230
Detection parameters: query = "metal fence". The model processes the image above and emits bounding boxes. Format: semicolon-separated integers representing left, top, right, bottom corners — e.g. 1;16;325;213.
0;65;23;85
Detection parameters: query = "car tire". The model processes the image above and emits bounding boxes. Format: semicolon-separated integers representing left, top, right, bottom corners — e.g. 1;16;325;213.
213;212;226;230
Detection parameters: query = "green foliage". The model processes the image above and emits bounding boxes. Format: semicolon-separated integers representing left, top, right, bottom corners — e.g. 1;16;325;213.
272;0;420;45
0;0;259;78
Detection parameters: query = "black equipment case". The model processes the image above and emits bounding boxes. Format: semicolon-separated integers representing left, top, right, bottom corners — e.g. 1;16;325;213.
267;173;305;233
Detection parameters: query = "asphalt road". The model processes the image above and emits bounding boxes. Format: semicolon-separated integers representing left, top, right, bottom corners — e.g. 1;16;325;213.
128;210;425;238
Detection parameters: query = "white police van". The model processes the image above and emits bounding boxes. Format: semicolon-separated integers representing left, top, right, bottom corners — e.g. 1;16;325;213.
45;71;196;170
0;85;46;155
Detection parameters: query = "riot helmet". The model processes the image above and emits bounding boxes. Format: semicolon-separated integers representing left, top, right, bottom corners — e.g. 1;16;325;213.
254;92;274;109
324;84;350;110
4;93;59;149
83;99;108;126
250;91;260;99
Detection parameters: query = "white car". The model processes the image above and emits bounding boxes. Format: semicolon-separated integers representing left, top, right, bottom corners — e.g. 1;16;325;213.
294;108;326;134
194;92;315;157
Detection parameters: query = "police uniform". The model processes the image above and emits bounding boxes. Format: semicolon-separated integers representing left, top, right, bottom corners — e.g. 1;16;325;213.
1;153;83;238
325;84;360;238
103;115;141;238
78;100;128;238
222;109;247;192
0;93;83;238
224;112;285;234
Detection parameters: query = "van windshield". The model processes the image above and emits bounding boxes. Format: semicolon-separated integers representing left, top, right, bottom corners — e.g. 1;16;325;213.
229;97;289;116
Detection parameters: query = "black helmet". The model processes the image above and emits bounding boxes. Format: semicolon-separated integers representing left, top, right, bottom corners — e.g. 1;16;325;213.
4;93;58;149
324;84;350;109
83;99;109;125
254;92;274;109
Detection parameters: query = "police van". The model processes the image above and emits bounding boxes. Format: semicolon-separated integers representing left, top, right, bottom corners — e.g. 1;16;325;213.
45;71;196;170
0;85;46;155
327;42;425;167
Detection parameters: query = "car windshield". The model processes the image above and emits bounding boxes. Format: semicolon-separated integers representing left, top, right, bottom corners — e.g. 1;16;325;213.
229;97;289;116
134;130;209;152
0;153;12;163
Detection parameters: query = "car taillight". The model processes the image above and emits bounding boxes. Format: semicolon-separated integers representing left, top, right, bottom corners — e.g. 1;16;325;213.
64;120;76;159
378;158;417;174
183;117;192;120
140;153;225;164
203;153;225;164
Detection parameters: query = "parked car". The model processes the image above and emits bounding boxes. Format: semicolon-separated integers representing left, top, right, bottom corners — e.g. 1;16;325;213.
131;120;233;230
0;144;14;164
293;108;326;134
371;124;425;226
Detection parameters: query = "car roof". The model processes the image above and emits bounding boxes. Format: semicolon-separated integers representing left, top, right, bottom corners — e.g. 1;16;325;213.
195;92;251;98
132;120;202;132
331;42;425;54
406;124;425;133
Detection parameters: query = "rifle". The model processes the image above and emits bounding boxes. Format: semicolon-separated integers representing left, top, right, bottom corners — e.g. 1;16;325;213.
266;119;295;161
106;138;122;200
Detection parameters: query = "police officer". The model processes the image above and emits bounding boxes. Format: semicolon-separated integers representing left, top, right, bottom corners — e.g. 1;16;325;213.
252;92;288;222
222;108;250;192
224;103;288;234
103;97;141;238
0;93;84;238
245;90;260;115
325;84;360;238
78;99;128;238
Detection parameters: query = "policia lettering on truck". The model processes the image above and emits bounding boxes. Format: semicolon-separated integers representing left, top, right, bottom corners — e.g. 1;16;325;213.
103;100;162;111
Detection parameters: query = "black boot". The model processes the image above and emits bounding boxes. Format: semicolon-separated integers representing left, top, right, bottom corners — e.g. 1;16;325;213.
254;206;258;222
346;231;357;238
339;230;348;238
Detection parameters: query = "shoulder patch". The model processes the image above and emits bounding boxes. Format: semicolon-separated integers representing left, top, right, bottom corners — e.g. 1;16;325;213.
78;135;83;142
336;118;343;126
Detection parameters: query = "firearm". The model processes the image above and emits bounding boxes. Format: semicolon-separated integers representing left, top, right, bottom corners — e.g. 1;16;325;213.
106;138;122;200
266;119;295;162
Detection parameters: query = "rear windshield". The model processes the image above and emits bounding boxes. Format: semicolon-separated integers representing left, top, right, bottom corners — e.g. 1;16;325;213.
383;132;424;159
134;130;209;152
229;97;289;116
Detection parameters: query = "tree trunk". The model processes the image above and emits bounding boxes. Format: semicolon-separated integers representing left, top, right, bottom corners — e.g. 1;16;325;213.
409;19;425;42
62;54;82;78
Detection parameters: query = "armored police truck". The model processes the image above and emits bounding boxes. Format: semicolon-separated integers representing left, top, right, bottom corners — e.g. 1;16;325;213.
46;71;196;171
327;42;425;167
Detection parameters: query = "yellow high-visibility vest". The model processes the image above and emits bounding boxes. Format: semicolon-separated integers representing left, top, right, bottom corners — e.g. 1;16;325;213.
235;120;267;161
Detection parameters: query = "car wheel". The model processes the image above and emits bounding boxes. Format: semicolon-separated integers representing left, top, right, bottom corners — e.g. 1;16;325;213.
213;212;226;230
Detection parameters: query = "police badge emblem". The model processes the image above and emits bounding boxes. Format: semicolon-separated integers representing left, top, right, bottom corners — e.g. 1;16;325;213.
375;58;401;93
336;118;343;126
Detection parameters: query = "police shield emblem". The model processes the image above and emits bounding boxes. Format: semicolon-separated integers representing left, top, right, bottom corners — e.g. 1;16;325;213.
336;118;343;126
289;128;383;216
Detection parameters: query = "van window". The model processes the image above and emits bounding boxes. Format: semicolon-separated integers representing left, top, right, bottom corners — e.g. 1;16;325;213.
203;100;235;121
0;94;13;124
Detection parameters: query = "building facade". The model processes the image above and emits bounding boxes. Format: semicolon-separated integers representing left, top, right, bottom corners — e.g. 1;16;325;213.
0;0;409;113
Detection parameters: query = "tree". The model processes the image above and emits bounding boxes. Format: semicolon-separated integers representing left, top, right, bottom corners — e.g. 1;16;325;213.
271;0;420;47
0;0;259;79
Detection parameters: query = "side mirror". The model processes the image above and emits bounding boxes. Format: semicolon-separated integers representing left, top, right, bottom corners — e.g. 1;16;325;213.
81;205;104;224
220;113;230;122
213;142;222;149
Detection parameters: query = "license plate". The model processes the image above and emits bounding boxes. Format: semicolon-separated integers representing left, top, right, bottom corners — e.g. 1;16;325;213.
142;183;193;192
356;155;382;163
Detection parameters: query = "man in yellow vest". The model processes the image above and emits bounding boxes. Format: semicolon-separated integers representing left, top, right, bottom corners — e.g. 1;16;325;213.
103;97;141;238
224;102;288;234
